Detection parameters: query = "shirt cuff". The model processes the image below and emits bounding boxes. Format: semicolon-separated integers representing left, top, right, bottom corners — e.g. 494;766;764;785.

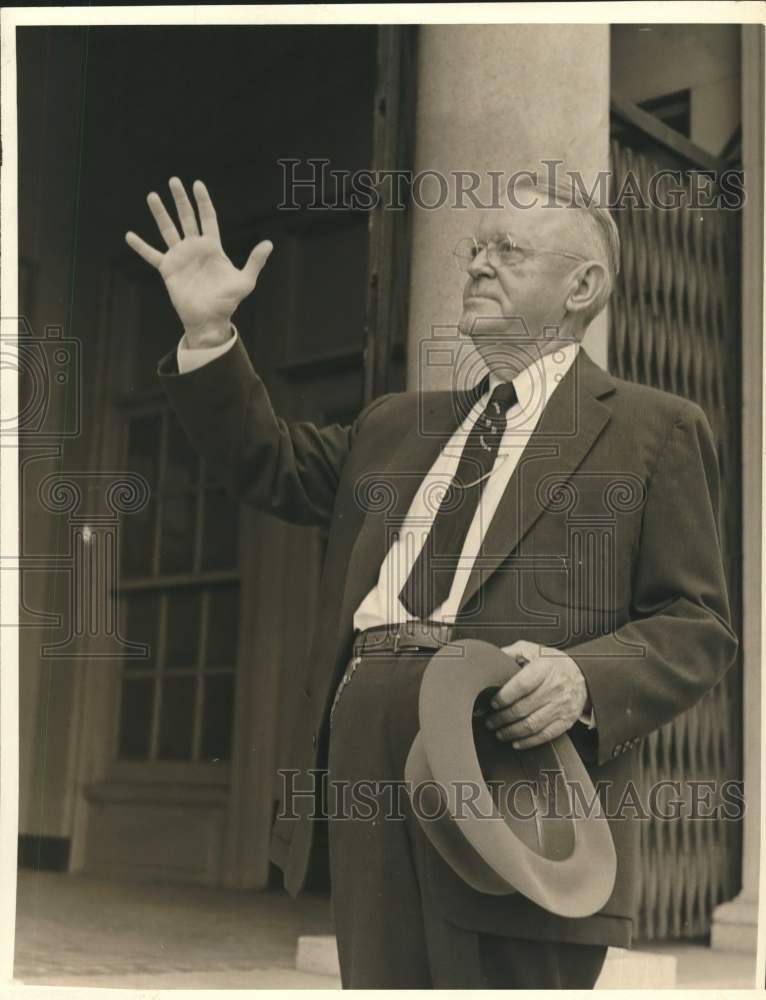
579;706;597;730
176;324;238;374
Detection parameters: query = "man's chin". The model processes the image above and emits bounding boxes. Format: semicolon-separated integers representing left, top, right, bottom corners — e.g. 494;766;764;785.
459;308;510;340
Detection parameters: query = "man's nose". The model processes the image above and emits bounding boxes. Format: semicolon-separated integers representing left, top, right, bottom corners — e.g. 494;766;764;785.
467;246;495;278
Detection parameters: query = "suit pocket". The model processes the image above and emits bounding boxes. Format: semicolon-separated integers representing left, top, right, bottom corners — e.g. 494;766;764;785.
531;484;637;611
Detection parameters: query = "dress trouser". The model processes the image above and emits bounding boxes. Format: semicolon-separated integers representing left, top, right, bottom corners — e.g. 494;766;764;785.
326;648;608;989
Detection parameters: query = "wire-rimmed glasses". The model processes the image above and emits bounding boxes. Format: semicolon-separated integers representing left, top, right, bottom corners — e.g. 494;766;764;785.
453;235;589;271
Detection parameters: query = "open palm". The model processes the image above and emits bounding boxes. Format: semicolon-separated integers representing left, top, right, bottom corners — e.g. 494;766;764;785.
125;177;272;343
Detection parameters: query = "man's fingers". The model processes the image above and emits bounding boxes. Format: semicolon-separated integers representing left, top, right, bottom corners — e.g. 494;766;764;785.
509;717;568;750
192;180;220;240
486;689;544;730
492;658;545;709
493;703;558;742
502;639;540;663
241;240;274;286
125;231;163;269
168;176;200;238
146;192;181;247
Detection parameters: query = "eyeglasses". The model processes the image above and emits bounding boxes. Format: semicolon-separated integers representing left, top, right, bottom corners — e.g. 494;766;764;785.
453;235;589;272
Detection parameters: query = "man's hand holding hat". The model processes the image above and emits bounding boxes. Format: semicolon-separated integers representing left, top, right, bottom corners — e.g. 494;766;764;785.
487;639;592;750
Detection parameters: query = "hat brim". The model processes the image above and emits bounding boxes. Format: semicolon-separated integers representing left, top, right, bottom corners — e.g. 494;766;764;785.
405;639;617;918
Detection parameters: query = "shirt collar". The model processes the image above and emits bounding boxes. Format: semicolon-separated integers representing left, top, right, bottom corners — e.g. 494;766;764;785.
486;341;580;414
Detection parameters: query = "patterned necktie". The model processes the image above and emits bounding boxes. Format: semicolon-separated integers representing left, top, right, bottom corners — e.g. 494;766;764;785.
399;381;519;620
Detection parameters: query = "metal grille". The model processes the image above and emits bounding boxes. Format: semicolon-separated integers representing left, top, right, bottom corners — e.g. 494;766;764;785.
608;139;742;940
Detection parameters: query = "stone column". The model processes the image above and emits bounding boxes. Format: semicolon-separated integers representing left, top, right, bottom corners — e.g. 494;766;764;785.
711;23;763;955
406;24;610;392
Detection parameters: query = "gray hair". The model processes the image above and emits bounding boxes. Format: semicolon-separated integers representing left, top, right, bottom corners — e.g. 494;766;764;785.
513;173;621;328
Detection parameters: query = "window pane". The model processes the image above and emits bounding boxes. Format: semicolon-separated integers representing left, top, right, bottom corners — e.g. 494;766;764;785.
118;677;154;759
158;675;196;759
201;673;234;761
160;492;197;574
165;589;201;669
121;499;156;578
165;414;200;492
201;489;239;570
122;591;160;670
122;416;162;577
206;585;240;668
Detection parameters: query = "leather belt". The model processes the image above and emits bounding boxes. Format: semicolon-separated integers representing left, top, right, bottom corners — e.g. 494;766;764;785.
352;621;456;657
331;622;457;727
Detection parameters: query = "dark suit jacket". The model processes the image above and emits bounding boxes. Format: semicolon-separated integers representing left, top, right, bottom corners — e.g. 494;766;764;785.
158;336;738;948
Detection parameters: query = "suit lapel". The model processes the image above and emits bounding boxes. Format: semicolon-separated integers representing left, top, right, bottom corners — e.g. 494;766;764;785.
337;379;486;639
334;350;615;652
458;349;615;614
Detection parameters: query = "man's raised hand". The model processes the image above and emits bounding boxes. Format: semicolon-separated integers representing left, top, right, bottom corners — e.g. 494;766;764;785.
125;177;273;349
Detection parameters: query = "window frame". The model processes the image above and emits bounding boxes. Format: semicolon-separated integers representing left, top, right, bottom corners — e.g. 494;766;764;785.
105;383;243;787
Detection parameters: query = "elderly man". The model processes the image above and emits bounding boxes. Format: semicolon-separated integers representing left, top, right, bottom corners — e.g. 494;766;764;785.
126;174;736;989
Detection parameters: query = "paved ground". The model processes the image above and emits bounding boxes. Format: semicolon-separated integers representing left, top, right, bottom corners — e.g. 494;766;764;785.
13;869;757;990
14;870;335;988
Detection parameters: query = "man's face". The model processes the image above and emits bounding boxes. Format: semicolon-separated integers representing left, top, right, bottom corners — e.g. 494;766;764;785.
458;202;586;345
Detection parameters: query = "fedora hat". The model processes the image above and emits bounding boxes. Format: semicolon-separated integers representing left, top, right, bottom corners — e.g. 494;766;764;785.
404;638;616;919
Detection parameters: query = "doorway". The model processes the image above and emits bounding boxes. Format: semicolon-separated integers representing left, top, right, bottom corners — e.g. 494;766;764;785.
17;22;414;889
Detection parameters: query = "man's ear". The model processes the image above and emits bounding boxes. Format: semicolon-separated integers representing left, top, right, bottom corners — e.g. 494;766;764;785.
564;261;608;318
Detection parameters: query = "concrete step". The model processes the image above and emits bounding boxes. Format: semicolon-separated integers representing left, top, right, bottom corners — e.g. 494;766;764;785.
296;935;680;988
297;934;342;978
597;948;676;988
639;941;758;990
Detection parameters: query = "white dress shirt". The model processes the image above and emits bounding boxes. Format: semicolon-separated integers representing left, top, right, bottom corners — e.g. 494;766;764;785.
177;330;594;728
177;328;238;373
353;343;580;629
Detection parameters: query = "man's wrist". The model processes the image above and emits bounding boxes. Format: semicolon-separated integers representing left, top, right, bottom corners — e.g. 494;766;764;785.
183;319;233;350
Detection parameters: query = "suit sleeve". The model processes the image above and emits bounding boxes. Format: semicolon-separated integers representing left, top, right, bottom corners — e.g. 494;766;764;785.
157;334;389;528
568;404;739;767
176;327;238;373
